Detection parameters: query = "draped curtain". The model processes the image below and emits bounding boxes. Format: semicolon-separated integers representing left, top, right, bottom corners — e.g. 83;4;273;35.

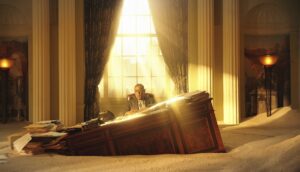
148;0;188;94
84;0;123;121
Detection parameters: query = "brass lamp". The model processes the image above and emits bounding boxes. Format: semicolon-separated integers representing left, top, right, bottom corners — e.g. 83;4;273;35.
0;57;14;123
259;54;278;117
259;54;278;67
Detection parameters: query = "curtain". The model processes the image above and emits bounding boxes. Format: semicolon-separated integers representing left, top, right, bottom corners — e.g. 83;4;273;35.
148;0;188;94
84;0;123;121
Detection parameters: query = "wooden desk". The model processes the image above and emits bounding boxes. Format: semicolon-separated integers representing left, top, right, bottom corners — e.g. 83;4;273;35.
65;91;225;155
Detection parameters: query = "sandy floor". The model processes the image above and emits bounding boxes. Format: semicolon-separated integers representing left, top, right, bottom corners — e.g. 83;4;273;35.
1;107;300;172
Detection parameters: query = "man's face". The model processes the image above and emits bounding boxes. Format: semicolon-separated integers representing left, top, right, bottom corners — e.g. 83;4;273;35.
134;85;145;100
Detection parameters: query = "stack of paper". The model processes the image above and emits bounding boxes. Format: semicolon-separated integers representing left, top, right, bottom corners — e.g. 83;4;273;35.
13;133;32;153
24;123;55;133
0;154;7;164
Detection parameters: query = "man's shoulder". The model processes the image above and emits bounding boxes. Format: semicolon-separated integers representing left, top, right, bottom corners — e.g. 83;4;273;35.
127;94;136;101
145;93;154;99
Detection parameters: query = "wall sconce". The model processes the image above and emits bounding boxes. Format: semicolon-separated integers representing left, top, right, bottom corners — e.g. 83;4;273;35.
0;57;14;123
259;54;278;117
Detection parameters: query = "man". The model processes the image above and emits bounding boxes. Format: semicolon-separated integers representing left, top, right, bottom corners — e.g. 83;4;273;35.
125;84;155;115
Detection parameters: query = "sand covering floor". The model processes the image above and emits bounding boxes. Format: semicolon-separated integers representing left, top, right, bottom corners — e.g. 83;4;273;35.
0;107;300;172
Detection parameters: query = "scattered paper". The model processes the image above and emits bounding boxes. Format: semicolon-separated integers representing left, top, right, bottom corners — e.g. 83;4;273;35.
13;133;32;153
30;132;67;137
0;154;7;164
0;154;7;160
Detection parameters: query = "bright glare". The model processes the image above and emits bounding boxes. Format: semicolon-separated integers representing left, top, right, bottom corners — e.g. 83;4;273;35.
0;58;13;69
99;0;168;98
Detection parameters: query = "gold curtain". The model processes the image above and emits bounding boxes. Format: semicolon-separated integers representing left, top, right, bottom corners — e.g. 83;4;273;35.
84;0;123;120
148;0;188;94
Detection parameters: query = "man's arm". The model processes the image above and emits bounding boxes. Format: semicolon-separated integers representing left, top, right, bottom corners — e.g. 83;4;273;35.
125;94;138;115
146;93;156;107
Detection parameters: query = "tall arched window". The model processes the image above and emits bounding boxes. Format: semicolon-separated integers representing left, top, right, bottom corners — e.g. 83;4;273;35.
98;0;172;114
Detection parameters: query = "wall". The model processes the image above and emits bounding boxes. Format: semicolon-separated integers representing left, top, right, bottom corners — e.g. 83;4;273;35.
50;0;59;120
213;0;223;121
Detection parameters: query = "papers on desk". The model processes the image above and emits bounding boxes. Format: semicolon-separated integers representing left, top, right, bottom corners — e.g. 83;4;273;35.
30;132;67;138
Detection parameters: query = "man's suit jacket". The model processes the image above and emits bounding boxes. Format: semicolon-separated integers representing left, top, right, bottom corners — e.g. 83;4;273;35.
127;93;156;111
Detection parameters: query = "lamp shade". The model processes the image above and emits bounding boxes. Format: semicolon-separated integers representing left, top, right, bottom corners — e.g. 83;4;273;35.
259;54;278;66
0;57;14;69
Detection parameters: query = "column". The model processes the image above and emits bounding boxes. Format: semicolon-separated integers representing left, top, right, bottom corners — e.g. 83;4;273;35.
188;0;198;92
290;32;299;110
58;0;76;126
223;0;240;124
198;0;214;96
32;0;50;122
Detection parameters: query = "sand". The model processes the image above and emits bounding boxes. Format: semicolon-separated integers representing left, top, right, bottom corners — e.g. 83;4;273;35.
0;107;300;171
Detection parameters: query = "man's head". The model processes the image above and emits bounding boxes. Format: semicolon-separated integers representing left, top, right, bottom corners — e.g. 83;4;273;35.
134;83;145;100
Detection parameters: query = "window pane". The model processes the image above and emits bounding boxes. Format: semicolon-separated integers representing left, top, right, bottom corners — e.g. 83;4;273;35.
111;38;122;56
123;57;136;76
151;37;160;55
150;17;156;34
135;0;150;15
137;37;150;55
108;77;122;98
137;16;150;34
152;55;165;76
100;0;169;100
123;77;137;97
152;77;165;97
108;57;122;76
137;56;150;76
119;16;136;34
123;37;136;55
137;77;151;93
122;0;137;15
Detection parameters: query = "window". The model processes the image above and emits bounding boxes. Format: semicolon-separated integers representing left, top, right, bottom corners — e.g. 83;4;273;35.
99;0;170;101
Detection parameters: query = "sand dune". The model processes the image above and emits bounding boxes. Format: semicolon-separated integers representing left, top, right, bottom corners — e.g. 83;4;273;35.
0;107;299;171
